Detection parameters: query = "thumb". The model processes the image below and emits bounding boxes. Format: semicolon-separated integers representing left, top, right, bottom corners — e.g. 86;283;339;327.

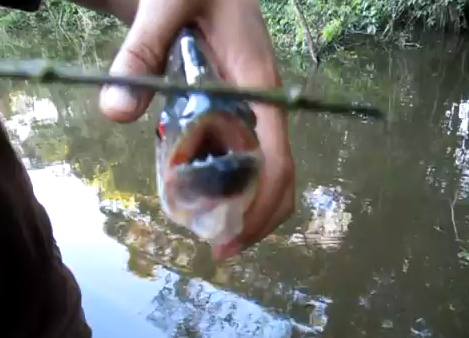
99;0;200;123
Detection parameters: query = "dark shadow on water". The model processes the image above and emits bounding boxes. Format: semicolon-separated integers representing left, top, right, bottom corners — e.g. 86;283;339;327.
3;29;469;337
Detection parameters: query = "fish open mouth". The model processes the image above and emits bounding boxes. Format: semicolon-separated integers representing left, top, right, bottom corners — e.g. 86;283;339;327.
166;111;261;200
169;111;259;168
189;125;233;166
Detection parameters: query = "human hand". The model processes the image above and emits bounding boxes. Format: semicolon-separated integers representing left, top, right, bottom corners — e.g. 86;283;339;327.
98;0;296;259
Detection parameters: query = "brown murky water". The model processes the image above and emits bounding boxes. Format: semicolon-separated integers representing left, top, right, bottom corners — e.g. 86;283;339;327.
2;29;469;337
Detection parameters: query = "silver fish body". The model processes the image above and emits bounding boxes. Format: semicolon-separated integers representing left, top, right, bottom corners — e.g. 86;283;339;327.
155;27;262;245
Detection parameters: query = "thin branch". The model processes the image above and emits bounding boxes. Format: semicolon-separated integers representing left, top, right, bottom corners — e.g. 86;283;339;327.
0;59;385;120
290;0;318;64
449;189;461;242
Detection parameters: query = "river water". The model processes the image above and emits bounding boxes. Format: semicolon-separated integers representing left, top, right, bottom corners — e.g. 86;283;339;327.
2;28;469;337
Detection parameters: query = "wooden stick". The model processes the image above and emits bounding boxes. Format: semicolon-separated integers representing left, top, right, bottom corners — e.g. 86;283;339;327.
0;58;385;120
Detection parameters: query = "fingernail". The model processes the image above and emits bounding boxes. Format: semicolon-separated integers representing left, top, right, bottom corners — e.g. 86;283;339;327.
103;85;139;113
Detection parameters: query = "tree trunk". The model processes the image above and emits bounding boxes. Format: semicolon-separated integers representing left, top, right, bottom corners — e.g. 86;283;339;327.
290;0;318;64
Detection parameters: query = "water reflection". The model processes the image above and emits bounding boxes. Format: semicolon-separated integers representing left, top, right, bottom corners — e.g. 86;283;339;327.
27;163;324;337
301;185;352;250
2;30;469;337
446;100;469;200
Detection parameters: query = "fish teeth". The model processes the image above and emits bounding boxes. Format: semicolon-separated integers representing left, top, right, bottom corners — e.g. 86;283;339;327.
191;159;204;167
191;151;233;167
191;154;214;167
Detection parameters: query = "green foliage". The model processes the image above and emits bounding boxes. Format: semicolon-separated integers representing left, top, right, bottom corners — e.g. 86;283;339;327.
260;0;469;55
0;0;467;59
0;0;122;37
260;0;296;52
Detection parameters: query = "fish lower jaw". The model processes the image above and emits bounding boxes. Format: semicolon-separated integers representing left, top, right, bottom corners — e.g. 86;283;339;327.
166;194;252;247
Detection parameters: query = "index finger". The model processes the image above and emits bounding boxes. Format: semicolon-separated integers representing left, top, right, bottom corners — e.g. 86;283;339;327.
196;0;290;155
198;0;282;90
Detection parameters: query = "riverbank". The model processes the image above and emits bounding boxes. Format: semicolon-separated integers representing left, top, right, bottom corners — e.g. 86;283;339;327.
1;0;468;63
262;0;468;64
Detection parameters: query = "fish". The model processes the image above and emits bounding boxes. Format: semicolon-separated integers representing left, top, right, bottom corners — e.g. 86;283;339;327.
155;26;262;247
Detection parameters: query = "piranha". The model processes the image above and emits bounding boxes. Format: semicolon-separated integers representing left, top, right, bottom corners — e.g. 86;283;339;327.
155;27;262;247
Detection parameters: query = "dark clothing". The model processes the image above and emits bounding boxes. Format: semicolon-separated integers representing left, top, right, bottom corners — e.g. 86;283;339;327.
0;0;41;12
0;1;92;335
1;125;91;338
0;126;92;338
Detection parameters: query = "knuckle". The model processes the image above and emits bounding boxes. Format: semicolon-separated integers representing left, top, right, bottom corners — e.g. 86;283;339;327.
123;41;166;73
